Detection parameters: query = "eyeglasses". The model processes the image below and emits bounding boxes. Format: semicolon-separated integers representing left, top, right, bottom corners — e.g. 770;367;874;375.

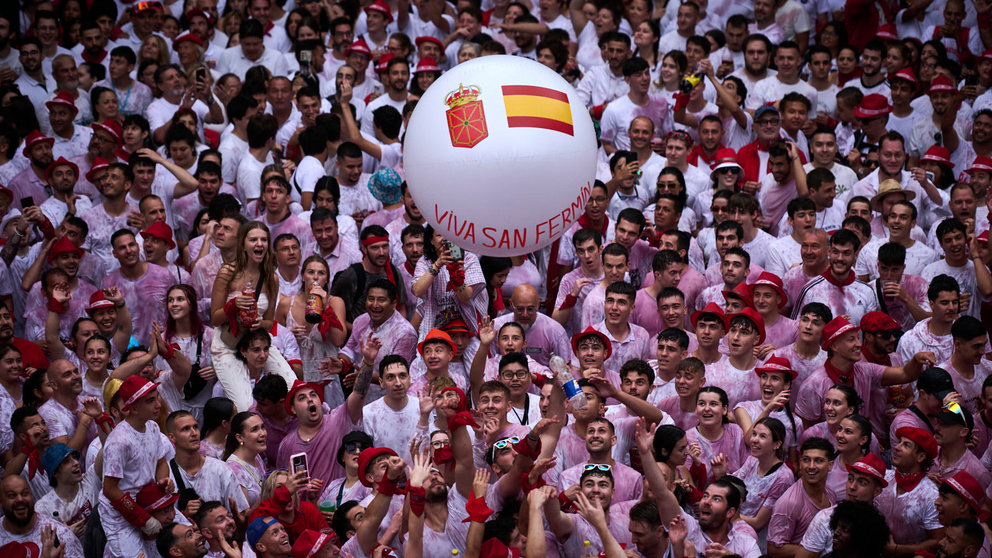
710;206;729;213
665;131;692;142
656;181;680;189
343;442;368;453
499;369;530;380
493;436;520;450
755;118;780;126
430;440;450;449
584;464;612;472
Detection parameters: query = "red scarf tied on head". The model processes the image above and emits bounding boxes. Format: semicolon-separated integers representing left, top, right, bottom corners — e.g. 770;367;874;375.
362;235;396;285
441;386;479;431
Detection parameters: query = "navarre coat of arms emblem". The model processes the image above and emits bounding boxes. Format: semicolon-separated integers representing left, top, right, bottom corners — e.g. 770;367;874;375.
444;84;488;148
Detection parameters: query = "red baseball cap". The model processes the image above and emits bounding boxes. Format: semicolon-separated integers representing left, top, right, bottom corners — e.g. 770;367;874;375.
859;311;901;333
292;529;336;558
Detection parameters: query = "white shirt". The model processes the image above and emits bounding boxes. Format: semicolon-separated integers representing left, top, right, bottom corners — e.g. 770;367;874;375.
216;45;289;80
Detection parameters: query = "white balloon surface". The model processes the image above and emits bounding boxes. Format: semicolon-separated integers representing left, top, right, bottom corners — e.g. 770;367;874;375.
403;55;598;257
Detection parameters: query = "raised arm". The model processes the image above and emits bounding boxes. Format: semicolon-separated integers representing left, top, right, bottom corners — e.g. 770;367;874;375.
337;83;383;160
102;287;133;353
469;317;495;405
635;417;683;523
881;351;936;386
588;376;665;423
136;147;198;197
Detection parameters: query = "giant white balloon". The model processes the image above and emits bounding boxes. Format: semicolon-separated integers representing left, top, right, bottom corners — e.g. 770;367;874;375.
403;55;598;257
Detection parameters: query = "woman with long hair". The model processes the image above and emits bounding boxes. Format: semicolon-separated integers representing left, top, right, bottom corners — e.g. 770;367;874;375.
249;468;326;539
0;344;24;404
224;411;268;505
200;396;237;460
711;417;793;541
651;50;687;101
210;221;297;411
633;20;661;79
826;414;872;500
139;35;171;67
479;256;512;319
90;86;121;124
158;285;216;421
734;356;804;462
410;224;488;338
652;424;700;508
276;255;347;406
800;385;882;455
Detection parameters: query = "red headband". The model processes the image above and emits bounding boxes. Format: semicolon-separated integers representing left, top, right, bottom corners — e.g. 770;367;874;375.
361;235;395;285
362;235;389;247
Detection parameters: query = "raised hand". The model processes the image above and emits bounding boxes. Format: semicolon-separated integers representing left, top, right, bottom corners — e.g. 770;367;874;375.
573;490;606;526
472;468;491;496
528;456;557;485
418;385;435;416
634;417;656;455
409;445;432;487
710;453;728;479
360;333;382;364
477;315;495;345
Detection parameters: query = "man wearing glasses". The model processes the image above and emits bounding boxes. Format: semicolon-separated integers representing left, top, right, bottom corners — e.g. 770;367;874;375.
498;283;571;366
737;105;784;184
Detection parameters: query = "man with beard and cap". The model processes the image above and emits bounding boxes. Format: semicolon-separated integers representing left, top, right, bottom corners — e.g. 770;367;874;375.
39;155;93;229
498;283;571;366
277;376;371;489
0;476;83;557
9;131;55;207
24;237;100;342
933;472;992;558
935;519;986;558
45;92;92;161
35;442;99;533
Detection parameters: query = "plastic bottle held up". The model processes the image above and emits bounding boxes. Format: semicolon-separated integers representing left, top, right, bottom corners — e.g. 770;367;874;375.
305;284;324;324
582;540;595;558
238;284;258;329
550;354;586;410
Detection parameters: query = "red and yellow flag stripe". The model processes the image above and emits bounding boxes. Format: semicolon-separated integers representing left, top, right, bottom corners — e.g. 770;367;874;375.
501;85;574;136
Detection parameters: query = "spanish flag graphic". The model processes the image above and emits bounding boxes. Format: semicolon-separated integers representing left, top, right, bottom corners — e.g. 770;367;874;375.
501;85;574;136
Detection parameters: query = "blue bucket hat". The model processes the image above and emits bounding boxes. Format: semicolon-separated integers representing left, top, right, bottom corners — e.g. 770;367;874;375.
367;168;403;205
42;443;79;479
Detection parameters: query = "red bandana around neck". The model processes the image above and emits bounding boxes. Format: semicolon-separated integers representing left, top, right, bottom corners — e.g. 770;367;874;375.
861;345;891;366
824;359;853;386
577;212;608;237
821;269;856;287
895;471;925;493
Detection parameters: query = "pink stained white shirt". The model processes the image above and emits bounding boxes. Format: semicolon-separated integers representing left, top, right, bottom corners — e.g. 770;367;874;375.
24;280;99;342
658;396;700;430
782;266;819;311
767;479;837;546
491;312;573;367
935;448;992;487
790;274;880;326
683;511;762;558
795;361;886;427
762;315;799;349
679;267;710;315
704;262;767;289
874;275;929;331
169;455;250;513
554;416;639;470
80;201;140;272
734;400;805;449
939;357;992;414
705;355;761;409
580;283;608;331
556;266;604;336
631;288;665;338
226;453;267;506
686;423;750;478
0;512;84;558
774;342;827;401
361;396;421;463
416;490;473;558
876;471;942;544
896;318;953;366
276;404;360;485
555;461;644;502
339;309;418;379
191;251;226;323
594;320;653;372
732;456;796;518
102;263;175;345
799;421;883;456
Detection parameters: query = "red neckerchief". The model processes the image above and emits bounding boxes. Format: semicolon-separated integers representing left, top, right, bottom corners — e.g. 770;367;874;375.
755;139;772;152
114;147;130;161
689;144;722;169
264;21;274;36
895;471;925;493
577;211;608;237
824;359;853;386
81;50;108;64
821;269;856;287
21;436;42;478
493;289;504;312
837;69;862;88
861;345;891;366
403;260;415;275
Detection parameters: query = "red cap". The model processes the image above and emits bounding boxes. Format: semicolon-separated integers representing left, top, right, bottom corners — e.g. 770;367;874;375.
754;354;797;379
691;302;728;330
47;236;84;264
928;74;957;94
118;375;159;410
414;56;442;74
142;221;176;249
374;52;395;73
570;326;613;360
854;94;891;119
728;307;766;345
941;471;984;512
889;67;918;86
131;1;164;14
977;229;989;243
45;90;79;116
364;0;394;23
346;39;372;58
292;529;336;558
44;156;79;183
480;539;522;558
0;542;40;558
895;426;938;458
722;282;755;309
284;380;325;414
982;48;992;62
0;186;13;203
22;130;54;158
441;318;472;335
185;8;214;24
751;271;787;308
87;290;115;314
711;147;741;172
821;316;859;349
135;482;179;511
357;447;398;487
415;36;443;49
921;145;953;168
418;328;458;357
876;24;897;41
846;453;888;487
859;311;901;333
86;156;112;183
92;119;123;146
967;155;992;175
172;32;204;50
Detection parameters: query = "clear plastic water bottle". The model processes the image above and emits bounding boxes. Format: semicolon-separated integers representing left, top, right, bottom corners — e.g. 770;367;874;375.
550;354;586;410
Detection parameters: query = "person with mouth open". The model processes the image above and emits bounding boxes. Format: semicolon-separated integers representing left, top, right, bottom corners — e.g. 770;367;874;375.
210;221;299;412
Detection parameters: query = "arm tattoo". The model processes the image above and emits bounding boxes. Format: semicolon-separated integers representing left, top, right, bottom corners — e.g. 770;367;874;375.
353;362;374;397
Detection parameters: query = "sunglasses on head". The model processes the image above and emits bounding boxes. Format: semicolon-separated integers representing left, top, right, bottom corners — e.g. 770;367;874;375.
493;436;520;450
584;463;612;472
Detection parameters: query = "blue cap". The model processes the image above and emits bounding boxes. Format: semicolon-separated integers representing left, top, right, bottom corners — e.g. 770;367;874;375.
247;516;280;549
754;104;780;120
41;443;79;479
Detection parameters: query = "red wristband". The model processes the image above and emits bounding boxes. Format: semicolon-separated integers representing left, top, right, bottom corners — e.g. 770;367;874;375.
48;297;68;314
512;436;541;460
520;470;547;493
376;475;405;497
407;486;426;517
559;293;578;310
462;491;494;523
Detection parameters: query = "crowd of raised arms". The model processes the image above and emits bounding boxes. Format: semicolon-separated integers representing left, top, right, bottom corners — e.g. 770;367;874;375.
2;0;992;557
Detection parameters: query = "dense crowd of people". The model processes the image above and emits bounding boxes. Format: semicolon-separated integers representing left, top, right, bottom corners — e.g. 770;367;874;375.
0;0;990;557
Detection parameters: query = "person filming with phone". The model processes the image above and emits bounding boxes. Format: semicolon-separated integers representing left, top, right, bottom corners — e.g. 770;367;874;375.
410;224;488;338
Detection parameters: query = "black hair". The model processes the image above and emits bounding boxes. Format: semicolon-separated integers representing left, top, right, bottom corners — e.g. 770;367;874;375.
201;397;236;438
877;241;906;266
927;274;961;301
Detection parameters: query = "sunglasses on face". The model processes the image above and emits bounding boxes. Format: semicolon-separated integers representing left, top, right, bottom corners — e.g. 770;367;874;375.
344;442;368;453
710;206;729;213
